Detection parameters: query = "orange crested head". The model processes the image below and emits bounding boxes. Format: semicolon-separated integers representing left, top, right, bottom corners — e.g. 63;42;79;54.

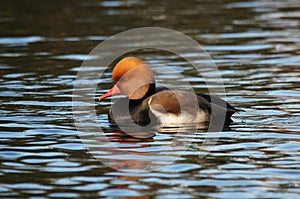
112;57;146;83
99;56;155;101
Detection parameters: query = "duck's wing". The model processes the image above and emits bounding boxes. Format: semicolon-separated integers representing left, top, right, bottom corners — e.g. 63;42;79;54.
148;90;209;115
198;94;238;111
197;93;240;124
146;90;211;125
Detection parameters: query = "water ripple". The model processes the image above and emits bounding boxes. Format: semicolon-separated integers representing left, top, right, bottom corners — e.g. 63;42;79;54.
0;0;300;198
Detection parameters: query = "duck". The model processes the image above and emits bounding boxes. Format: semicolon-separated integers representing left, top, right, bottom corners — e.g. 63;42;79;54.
99;57;239;129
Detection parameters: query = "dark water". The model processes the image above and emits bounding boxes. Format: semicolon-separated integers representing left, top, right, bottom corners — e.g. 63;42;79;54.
1;0;300;198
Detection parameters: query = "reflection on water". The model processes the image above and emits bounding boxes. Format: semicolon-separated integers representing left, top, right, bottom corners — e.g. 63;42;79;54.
81;125;216;172
0;0;300;198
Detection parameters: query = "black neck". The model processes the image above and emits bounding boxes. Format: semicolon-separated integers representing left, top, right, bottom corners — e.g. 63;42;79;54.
129;83;156;106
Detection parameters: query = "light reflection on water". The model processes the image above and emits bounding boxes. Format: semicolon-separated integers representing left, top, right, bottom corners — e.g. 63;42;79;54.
0;0;300;198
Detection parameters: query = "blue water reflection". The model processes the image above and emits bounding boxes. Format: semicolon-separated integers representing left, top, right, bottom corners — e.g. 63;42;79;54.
0;0;300;198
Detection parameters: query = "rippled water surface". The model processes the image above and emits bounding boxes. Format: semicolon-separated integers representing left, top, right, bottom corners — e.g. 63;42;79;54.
1;0;300;198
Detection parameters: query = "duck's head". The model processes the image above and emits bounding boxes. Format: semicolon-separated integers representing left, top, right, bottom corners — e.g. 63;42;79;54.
99;57;155;101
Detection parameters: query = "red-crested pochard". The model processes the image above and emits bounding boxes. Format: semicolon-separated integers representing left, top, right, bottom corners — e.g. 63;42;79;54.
99;57;238;129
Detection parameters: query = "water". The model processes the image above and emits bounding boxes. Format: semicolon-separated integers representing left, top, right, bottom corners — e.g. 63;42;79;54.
1;0;300;198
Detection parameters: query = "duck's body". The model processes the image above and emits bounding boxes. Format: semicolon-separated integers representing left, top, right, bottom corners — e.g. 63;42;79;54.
99;57;238;129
